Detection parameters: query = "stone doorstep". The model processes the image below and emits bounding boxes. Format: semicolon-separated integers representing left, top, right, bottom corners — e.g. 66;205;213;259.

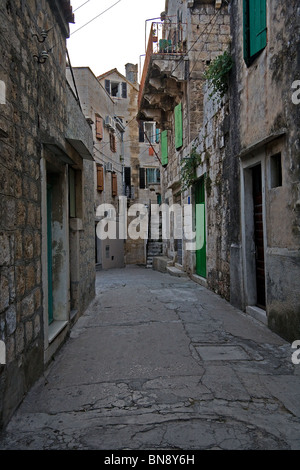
166;265;188;278
246;305;268;325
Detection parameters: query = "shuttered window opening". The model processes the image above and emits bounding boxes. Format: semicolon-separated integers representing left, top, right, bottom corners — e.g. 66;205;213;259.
95;114;103;141
112;172;117;196
104;79;127;98
243;0;267;65
110;132;116;153
147;168;160;184
97;164;104;192
174;102;183;150
161;130;168;166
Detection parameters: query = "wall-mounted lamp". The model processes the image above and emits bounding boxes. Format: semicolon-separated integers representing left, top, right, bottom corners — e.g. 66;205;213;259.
33;50;49;64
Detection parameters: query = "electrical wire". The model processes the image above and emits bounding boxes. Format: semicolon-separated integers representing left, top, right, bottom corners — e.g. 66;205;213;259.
169;8;222;77
188;12;222;78
70;0;123;36
73;0;92;13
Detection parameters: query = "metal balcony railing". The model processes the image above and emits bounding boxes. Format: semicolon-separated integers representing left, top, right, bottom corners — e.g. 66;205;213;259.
138;21;187;109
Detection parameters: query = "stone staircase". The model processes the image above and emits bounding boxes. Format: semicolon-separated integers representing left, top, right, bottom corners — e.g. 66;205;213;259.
146;240;163;268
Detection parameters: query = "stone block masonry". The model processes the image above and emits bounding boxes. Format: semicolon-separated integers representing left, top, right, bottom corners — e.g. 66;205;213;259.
0;0;95;429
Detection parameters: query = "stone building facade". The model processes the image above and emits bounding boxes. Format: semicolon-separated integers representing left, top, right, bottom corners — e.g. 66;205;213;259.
138;0;231;278
98;65;161;266
67;66;125;270
229;0;300;341
139;0;300;341
0;0;95;428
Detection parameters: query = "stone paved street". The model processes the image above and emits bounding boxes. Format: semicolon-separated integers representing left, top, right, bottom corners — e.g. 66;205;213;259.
0;266;299;450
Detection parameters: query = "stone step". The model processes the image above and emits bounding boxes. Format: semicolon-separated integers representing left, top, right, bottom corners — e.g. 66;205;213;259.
166;266;188;278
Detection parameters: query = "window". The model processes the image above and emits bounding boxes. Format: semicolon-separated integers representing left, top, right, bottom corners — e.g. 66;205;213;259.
104;79;127;98
146;168;160;184
139;121;157;143
97;164;104;192
95;114;103;141
161;130;168;166
144;122;156;144
243;0;267;65
174;102;183;149
270;153;282;188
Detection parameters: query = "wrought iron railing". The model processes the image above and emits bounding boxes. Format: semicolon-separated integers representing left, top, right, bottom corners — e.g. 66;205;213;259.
138;21;187;109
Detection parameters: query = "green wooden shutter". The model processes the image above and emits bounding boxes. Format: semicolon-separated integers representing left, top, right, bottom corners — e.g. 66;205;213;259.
161;130;168;166
243;0;250;62
249;0;267;57
174;102;183;149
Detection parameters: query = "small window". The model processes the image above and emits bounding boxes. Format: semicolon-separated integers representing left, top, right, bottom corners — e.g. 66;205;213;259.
146;168;160;185
144;122;156;144
111;82;120;97
270;153;282;188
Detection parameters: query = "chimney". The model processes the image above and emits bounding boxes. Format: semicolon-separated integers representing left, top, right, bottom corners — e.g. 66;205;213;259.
125;63;138;84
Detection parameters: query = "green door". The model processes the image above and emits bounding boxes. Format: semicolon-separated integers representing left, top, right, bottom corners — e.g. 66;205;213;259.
47;184;54;325
195;177;206;278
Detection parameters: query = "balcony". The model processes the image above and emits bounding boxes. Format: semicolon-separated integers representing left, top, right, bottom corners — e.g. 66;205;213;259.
138;21;188;127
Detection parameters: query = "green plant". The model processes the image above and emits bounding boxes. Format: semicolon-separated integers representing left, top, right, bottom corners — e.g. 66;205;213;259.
180;147;202;192
204;50;233;101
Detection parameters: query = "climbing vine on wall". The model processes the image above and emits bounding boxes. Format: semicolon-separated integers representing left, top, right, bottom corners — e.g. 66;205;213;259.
204;50;234;102
180;147;202;192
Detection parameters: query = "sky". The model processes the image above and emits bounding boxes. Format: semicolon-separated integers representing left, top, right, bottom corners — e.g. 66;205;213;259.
67;0;166;79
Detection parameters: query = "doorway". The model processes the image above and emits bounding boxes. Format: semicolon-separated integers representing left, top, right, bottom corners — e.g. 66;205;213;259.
195;177;206;278
252;164;266;309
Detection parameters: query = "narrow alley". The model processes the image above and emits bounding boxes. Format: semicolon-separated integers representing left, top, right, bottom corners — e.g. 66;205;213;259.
0;266;299;451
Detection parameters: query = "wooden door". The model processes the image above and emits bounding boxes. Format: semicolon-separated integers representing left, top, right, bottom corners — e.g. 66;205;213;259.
252;165;266;308
195;177;206;278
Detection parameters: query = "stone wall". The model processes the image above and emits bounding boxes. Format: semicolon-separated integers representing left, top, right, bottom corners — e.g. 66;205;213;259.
0;1;95;428
230;0;300;341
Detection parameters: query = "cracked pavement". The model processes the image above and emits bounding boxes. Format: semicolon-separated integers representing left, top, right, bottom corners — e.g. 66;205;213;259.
0;265;299;450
